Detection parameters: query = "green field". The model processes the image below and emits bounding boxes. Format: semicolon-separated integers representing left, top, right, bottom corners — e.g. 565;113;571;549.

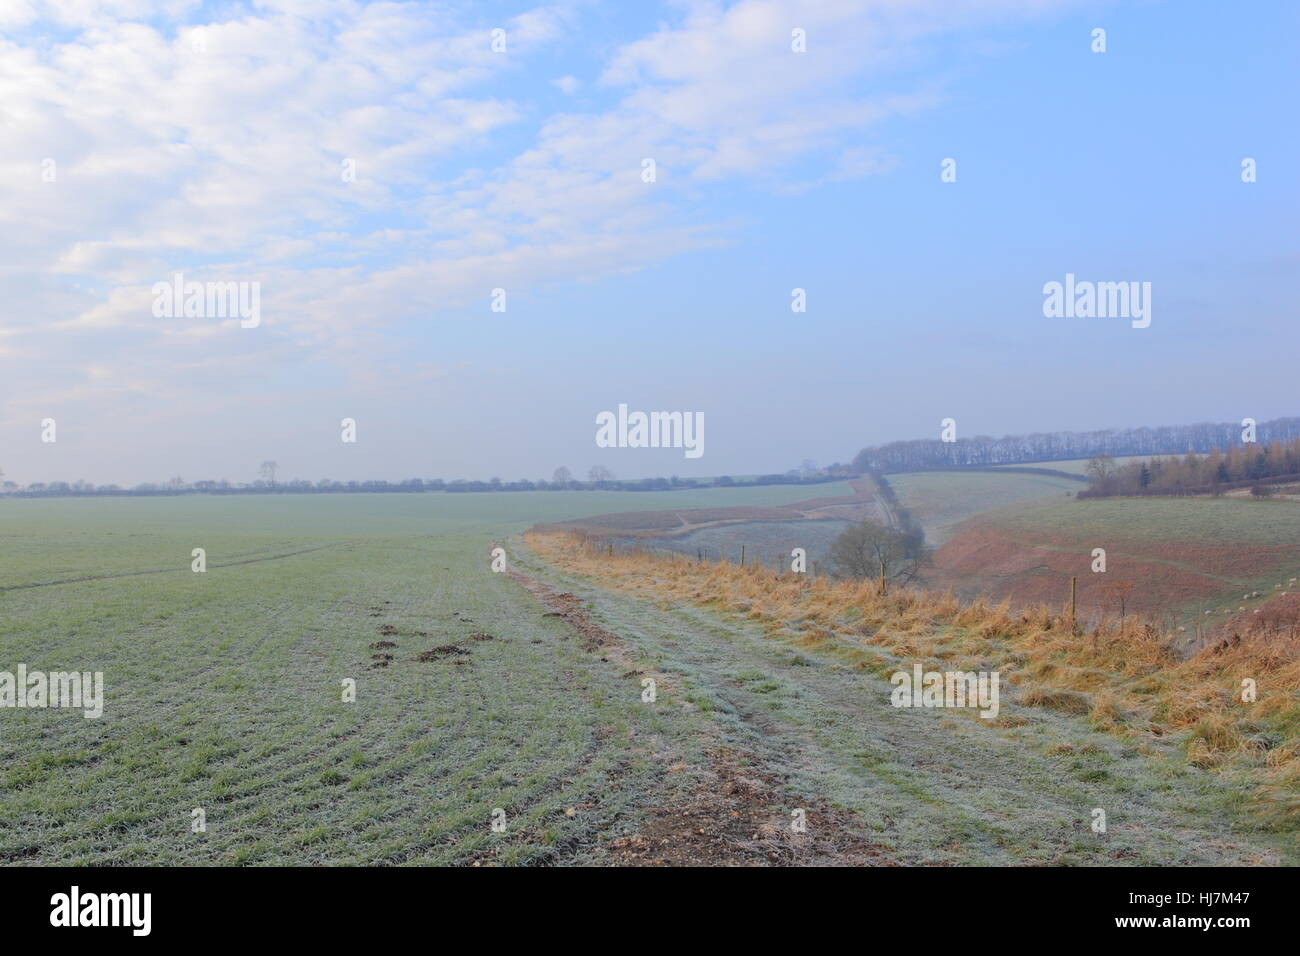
888;470;1081;544
993;494;1300;545
1;488;1291;865
0;486;839;865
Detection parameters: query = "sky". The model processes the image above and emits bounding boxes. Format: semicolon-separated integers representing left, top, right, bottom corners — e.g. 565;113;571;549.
1;0;1296;486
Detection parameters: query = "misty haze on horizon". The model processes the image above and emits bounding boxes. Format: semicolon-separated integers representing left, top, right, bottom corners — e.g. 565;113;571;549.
2;1;1296;487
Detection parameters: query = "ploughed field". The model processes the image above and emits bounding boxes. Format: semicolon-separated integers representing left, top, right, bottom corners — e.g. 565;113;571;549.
1;489;1291;865
927;495;1300;633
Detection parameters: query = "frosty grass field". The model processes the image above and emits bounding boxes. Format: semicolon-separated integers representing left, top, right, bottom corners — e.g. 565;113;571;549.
2;484;1292;865
0;486;834;864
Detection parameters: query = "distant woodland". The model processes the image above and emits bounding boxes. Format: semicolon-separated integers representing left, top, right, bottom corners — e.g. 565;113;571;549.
852;417;1300;474
1079;435;1300;498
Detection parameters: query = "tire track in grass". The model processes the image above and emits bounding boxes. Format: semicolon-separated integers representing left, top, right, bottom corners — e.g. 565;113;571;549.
506;564;894;866
0;544;342;592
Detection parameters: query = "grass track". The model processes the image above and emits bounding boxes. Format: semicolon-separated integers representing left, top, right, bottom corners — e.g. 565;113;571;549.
511;538;1293;865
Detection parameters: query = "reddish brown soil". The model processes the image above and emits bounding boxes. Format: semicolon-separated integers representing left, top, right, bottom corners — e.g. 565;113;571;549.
416;644;467;661
597;750;891;867
928;519;1300;621
507;572;623;654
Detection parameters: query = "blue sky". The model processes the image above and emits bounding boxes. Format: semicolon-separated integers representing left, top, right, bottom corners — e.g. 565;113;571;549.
1;0;1296;485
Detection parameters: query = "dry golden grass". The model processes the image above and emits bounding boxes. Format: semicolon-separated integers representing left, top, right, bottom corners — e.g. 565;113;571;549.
529;532;1300;827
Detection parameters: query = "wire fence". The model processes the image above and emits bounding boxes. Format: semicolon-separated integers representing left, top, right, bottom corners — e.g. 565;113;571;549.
600;537;833;575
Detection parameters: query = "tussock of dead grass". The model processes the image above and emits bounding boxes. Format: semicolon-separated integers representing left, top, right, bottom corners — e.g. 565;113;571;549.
1088;693;1127;731
528;531;1300;828
1020;687;1093;715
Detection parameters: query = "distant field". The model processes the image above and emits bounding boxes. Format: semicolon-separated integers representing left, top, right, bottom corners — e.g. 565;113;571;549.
887;470;1080;544
0;483;851;589
530;479;867;538
993;495;1300;546
929;495;1300;630
623;518;852;568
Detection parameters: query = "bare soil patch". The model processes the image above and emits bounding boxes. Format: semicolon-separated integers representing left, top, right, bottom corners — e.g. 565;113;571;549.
598;749;891;867
416;644;467;661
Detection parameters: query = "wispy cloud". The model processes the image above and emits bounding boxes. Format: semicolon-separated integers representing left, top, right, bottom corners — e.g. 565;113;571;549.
0;0;1080;482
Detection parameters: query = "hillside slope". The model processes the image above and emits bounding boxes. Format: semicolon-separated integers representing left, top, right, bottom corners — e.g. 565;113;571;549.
515;534;1295;865
928;496;1300;632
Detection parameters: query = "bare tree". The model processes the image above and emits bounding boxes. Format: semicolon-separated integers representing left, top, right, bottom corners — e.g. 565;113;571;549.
259;460;278;486
1085;455;1117;482
828;518;929;585
552;466;572;487
1100;579;1137;618
588;465;614;483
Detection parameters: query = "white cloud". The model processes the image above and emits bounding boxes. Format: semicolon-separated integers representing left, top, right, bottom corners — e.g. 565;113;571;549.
0;0;1078;482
